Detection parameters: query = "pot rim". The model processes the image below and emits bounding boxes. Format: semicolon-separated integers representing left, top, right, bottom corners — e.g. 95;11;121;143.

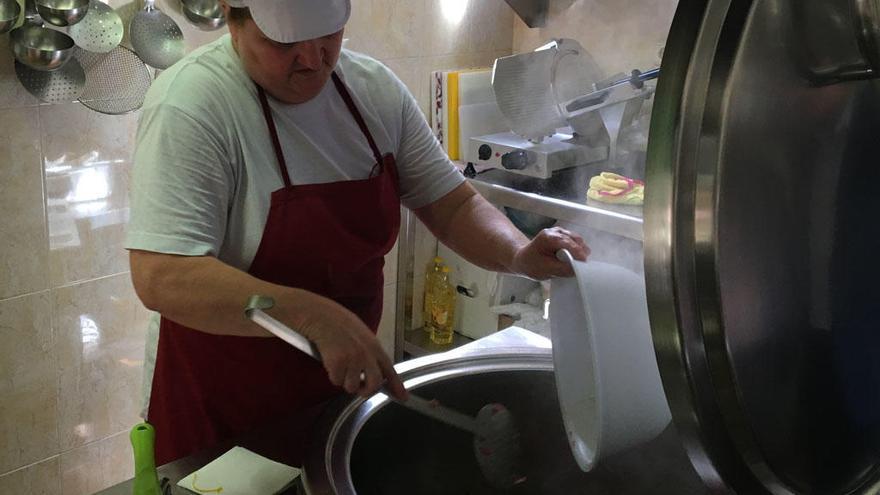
302;348;554;495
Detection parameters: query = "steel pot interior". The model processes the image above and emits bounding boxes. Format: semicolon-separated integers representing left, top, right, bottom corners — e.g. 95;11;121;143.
304;355;706;495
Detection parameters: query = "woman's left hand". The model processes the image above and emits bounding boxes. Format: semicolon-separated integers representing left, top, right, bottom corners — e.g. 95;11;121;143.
510;227;590;280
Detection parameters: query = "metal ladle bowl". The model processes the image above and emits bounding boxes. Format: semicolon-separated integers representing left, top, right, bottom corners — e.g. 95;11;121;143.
35;0;89;26
10;22;76;70
0;0;21;34
180;0;224;30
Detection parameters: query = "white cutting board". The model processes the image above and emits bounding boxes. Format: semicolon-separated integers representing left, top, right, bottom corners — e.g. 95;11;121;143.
457;70;507;163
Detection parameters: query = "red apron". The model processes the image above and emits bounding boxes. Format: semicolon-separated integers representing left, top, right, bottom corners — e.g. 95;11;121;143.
146;72;401;466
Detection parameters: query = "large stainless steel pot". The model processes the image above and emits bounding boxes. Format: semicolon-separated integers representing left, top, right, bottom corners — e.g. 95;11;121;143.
303;330;706;494
645;0;880;493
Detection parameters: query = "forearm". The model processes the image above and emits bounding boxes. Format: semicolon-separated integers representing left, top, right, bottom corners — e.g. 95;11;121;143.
129;250;307;337
415;183;529;274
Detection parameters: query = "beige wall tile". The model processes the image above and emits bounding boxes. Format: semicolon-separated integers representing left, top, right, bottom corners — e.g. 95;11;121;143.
424;0;513;57
512;0;674;74
40;104;137;286
99;430;136;491
0;292;60;475
0;457;61;494
0;107;49;300
54;274;151;451
346;0;428;59
60;439;101;495
423;0;476;56
60;431;134;495
468;0;514;54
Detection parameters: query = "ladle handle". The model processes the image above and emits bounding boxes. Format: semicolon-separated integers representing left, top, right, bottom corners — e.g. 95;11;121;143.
244;296;478;434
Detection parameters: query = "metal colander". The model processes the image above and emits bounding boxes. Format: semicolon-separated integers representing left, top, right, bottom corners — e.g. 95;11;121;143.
14;57;85;103
67;0;123;53
76;45;152;114
129;0;184;69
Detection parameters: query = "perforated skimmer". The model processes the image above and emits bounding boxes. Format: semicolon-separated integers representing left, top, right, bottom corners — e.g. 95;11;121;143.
67;0;123;53
129;0;184;70
76;45;152;114
14;57;85;103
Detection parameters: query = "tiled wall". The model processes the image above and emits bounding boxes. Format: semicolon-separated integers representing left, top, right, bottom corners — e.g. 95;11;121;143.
0;1;512;494
513;0;677;77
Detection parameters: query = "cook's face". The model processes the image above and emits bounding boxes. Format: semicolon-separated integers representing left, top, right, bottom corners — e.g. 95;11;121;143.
225;8;344;104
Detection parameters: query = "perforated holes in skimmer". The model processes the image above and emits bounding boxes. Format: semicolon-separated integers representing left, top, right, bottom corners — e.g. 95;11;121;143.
68;0;123;53
15;58;85;103
76;46;152;114
129;4;185;70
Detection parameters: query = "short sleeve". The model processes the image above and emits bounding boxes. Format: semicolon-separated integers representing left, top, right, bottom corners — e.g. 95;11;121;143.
125;104;234;256
393;79;465;210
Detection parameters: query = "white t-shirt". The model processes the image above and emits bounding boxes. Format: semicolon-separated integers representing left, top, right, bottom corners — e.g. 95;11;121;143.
125;35;463;412
126;34;462;268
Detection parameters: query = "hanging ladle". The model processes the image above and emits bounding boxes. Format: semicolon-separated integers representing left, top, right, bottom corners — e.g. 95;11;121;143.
10;0;77;71
129;0;185;69
179;0;224;31
0;0;22;35
245;295;527;490
34;0;89;27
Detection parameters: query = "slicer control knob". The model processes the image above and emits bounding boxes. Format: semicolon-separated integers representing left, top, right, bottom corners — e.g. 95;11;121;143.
501;150;529;170
478;144;492;160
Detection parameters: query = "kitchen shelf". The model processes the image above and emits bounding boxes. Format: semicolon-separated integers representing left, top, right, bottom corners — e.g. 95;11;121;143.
403;328;474;358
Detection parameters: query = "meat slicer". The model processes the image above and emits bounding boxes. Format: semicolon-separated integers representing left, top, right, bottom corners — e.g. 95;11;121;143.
468;39;658;184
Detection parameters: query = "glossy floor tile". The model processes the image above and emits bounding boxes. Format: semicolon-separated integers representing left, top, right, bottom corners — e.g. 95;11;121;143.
0;292;60;475
54;274;151;451
0;107;49;300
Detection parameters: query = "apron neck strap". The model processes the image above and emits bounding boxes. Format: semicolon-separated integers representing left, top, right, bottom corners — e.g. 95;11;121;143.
330;72;384;165
256;85;294;188
255;72;385;188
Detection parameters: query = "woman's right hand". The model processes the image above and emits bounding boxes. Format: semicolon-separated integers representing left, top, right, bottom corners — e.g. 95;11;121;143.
288;289;408;401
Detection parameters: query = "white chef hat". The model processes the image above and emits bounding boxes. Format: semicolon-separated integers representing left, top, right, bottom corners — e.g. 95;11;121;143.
225;0;351;43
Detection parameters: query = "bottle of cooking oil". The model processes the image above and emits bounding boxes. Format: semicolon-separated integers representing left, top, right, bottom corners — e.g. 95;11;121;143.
423;257;445;332
430;266;457;345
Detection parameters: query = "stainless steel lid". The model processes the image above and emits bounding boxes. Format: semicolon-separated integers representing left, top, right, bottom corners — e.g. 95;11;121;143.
645;0;880;493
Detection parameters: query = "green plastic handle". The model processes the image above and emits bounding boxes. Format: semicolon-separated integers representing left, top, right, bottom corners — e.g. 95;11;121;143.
130;423;162;495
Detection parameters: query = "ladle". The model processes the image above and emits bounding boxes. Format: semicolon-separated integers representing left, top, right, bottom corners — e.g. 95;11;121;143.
245;295;527;489
180;0;223;31
10;0;76;71
35;0;89;27
0;0;22;35
129;0;185;69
